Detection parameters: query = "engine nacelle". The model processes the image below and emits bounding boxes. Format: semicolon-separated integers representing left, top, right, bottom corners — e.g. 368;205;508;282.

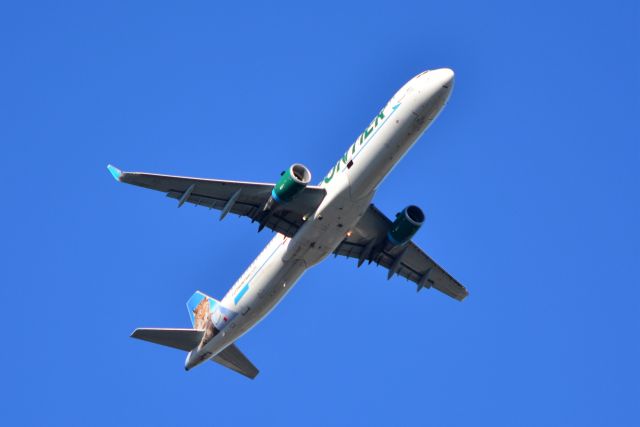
271;163;312;204
387;205;425;246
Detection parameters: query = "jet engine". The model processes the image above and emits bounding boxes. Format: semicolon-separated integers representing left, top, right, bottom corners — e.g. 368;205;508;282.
261;163;312;215
387;205;425;246
272;163;312;203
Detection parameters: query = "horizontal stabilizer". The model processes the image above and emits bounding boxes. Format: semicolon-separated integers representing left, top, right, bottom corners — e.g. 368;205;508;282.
131;328;259;379
131;328;204;351
213;344;259;379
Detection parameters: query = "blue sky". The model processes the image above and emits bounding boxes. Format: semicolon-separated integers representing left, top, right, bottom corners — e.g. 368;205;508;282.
1;1;638;426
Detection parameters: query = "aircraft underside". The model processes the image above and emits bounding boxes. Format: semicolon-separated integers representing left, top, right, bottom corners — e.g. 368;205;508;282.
116;68;466;378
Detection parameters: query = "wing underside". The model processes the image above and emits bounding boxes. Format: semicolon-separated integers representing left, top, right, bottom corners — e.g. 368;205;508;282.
333;205;468;301
108;165;326;237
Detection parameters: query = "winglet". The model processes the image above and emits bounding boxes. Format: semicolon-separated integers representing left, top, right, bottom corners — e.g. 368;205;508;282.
107;164;123;181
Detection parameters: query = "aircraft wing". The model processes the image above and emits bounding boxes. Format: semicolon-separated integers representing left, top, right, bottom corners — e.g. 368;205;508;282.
107;164;326;237
333;205;468;301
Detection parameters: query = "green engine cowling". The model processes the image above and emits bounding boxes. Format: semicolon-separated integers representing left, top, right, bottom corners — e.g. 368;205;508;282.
387;205;425;246
271;163;312;204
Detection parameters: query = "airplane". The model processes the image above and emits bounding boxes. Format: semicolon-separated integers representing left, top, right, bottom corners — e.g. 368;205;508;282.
108;68;467;379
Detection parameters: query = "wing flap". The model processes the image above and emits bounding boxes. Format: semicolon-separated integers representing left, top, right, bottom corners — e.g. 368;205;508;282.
379;242;468;300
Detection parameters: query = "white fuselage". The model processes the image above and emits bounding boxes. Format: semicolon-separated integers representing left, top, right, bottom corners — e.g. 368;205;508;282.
185;69;454;370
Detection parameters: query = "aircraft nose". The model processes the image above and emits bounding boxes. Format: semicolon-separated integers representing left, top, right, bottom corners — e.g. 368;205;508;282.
411;68;454;120
432;68;454;89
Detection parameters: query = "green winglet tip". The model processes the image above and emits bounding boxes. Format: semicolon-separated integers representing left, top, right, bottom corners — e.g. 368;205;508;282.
107;164;123;181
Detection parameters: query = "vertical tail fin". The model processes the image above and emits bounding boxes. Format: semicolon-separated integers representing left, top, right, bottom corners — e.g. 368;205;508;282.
186;291;238;330
186;291;211;328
